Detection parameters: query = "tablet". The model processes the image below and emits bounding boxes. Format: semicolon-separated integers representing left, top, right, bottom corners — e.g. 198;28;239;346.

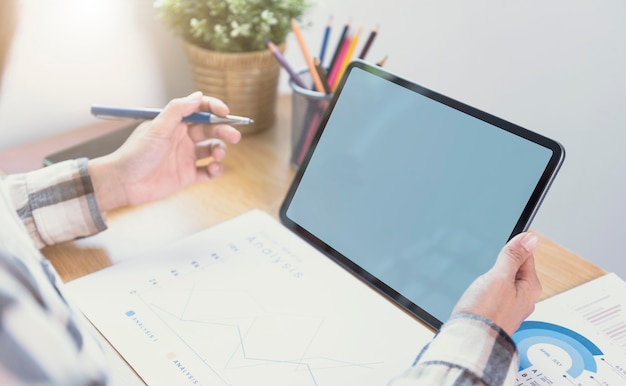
279;60;564;329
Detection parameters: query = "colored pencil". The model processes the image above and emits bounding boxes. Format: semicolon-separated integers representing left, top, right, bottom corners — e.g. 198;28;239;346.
326;33;351;91
332;27;361;91
326;20;350;72
313;57;331;94
266;39;307;89
358;25;379;60
297;105;325;166
376;55;388;67
319;15;333;64
291;18;325;93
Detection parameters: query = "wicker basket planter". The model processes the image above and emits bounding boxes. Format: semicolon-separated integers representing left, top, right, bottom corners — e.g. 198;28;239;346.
183;41;285;134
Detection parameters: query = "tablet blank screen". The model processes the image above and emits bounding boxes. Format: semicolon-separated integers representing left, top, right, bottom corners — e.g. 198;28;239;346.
285;66;556;325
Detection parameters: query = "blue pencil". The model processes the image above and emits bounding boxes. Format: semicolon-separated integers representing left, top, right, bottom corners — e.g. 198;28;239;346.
319;15;333;64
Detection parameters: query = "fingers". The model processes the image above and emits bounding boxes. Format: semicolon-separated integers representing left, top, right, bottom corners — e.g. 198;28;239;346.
450;232;543;336
192;95;242;144
493;231;543;307
519;232;540;253
516;235;543;299
519;253;543;300
188;123;242;145
196;162;224;182
195;139;226;161
193;139;228;182
199;95;230;117
153;92;241;141
146;92;240;184
153;92;204;133
493;232;539;278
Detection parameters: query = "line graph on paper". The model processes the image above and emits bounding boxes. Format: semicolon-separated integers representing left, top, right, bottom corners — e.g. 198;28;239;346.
66;211;433;386
129;243;381;386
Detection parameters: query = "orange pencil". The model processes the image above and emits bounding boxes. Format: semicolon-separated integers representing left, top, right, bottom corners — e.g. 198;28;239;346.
291;18;325;93
332;26;361;91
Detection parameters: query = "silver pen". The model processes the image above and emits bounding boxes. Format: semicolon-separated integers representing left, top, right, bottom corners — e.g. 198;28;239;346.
91;105;254;125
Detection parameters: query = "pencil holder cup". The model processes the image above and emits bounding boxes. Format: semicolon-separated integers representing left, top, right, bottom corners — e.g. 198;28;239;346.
289;70;334;169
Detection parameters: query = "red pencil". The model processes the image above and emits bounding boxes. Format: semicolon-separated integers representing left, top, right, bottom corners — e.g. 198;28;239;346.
326;33;351;90
333;26;361;91
297;108;323;165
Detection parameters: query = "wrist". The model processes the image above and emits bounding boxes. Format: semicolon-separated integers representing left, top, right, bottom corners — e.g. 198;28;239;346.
417;314;518;385
88;155;128;212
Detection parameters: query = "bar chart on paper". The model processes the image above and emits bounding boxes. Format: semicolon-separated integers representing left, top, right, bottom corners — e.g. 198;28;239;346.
65;210;434;386
512;273;626;385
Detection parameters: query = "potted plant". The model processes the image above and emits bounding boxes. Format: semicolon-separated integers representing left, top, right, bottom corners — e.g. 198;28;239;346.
154;0;310;133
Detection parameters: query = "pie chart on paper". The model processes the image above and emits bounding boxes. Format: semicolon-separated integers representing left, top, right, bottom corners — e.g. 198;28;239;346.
513;321;603;379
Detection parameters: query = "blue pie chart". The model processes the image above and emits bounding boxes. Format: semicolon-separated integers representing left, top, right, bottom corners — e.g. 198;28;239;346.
512;321;603;378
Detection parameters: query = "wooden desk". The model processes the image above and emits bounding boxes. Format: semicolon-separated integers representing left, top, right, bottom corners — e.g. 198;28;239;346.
0;93;608;383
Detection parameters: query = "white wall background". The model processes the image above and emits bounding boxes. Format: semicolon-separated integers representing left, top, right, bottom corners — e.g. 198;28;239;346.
0;0;192;146
1;0;625;278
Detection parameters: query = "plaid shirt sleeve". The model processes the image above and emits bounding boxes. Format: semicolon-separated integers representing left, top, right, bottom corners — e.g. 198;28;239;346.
389;314;519;386
0;163;110;384
3;158;107;248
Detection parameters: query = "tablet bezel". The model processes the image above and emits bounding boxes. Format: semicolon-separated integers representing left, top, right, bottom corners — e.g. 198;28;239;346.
279;60;564;329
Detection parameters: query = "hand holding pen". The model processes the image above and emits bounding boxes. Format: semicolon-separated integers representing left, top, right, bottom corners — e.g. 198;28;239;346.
88;92;242;211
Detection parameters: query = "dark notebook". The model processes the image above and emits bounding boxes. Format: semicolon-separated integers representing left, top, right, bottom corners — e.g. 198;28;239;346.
42;122;138;166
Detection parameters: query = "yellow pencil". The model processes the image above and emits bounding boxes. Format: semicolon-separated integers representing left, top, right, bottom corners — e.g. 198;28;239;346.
332;26;361;91
291;18;325;93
